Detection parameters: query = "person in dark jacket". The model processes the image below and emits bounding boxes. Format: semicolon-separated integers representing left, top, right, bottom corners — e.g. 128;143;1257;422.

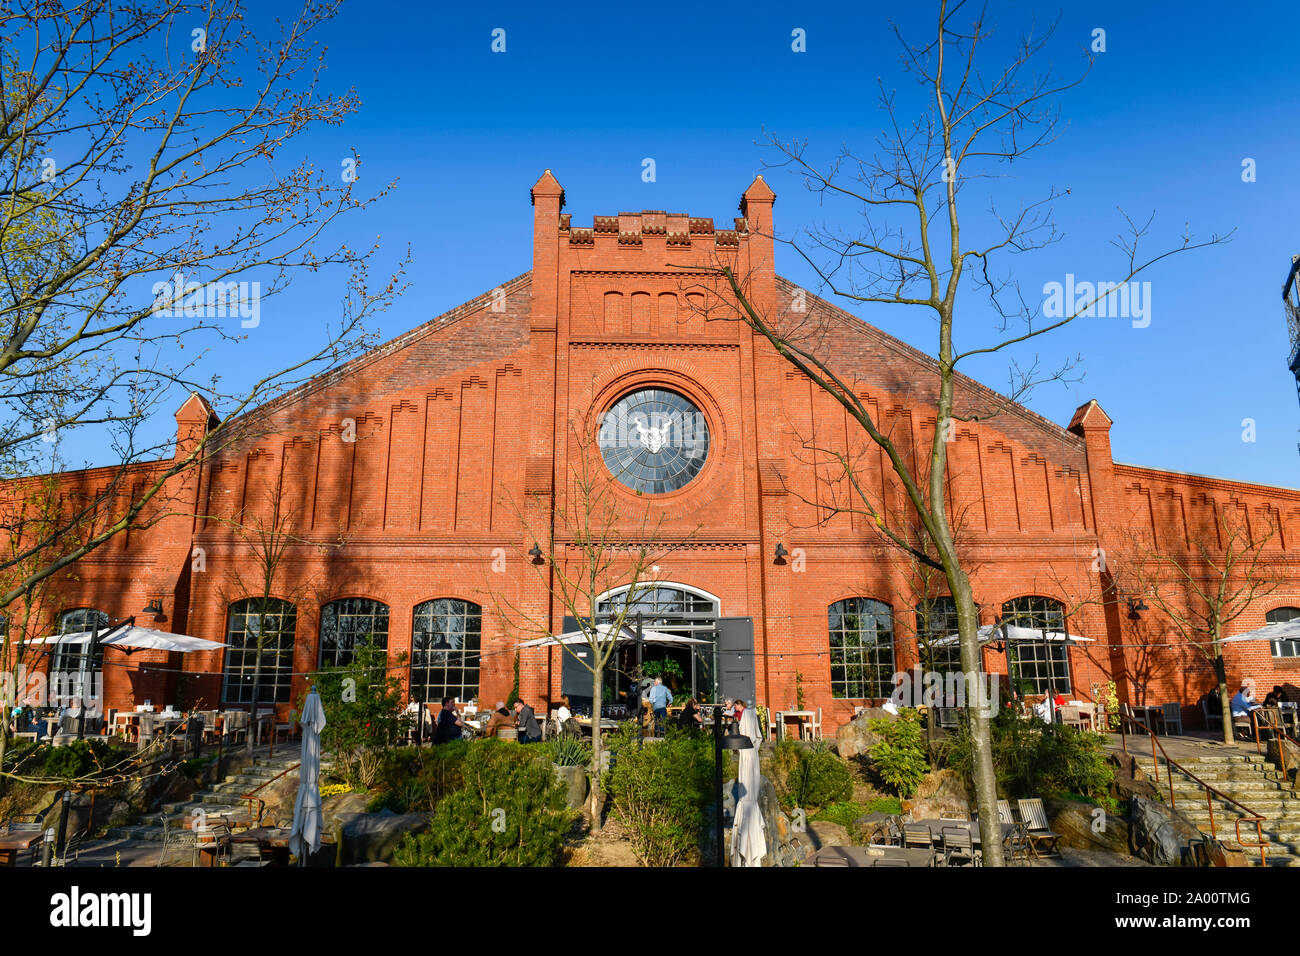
514;699;541;743
433;697;464;744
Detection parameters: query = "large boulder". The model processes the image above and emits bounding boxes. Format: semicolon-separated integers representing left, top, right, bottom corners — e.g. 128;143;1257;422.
336;810;433;866
902;769;970;820
1046;796;1130;856
1110;753;1160;803
806;820;850;848
835;708;894;759
1129;796;1212;866
1265;737;1300;784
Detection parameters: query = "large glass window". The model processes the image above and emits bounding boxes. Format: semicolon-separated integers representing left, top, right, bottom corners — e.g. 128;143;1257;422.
598;388;709;494
222;598;296;704
319;598;389;668
1002;596;1070;696
829;598;895;699
410;599;481;703
51;609;109;700
915;596;963;675
1268;607;1300;658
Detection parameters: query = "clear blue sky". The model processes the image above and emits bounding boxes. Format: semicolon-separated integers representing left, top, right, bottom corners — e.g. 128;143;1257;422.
100;0;1300;489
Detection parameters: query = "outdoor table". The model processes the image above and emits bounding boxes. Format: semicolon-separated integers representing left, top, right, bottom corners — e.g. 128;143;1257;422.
913;818;1015;848
231;827;291;866
1130;705;1164;734
812;844;934;867
0;831;43;866
782;710;815;740
574;716;619;734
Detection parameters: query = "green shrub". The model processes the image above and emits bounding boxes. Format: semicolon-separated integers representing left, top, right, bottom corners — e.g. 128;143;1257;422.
309;639;410;789
369;742;469;813
868;709;929;798
393;740;575;866
543;734;591;768
604;730;714;867
42;739;112;780
767;739;853;813
940;708;1114;800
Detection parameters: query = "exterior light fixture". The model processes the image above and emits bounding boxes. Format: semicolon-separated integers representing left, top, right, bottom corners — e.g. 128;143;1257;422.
1127;597;1148;618
142;600;164;620
773;543;789;564
528;543;544;564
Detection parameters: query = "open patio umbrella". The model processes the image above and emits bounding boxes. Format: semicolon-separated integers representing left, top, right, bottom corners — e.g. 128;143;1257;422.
932;623;1092;647
288;688;327;866
516;622;709;648
1220;620;1300;645
730;706;766;867
29;626;226;653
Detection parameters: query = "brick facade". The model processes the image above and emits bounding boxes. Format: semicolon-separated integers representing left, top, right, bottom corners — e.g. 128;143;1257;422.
10;171;1300;735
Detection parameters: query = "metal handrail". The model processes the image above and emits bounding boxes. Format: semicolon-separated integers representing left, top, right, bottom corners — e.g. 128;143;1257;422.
1120;710;1268;865
1252;707;1300;783
238;761;300;827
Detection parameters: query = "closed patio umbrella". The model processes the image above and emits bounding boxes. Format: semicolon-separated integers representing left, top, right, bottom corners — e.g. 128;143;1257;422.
730;706;766;867
288;688;327;865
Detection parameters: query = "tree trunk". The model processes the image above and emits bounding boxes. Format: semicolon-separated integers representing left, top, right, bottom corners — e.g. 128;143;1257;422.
589;662;605;830
1218;678;1234;747
952;573;1004;866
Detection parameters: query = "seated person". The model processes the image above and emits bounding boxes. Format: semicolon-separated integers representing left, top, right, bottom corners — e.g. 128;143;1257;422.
555;695;572;730
676;697;703;730
1230;681;1259;717
482;701;514;737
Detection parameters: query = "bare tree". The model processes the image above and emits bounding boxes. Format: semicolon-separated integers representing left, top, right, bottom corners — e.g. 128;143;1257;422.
497;422;695;829
1117;509;1279;746
0;0;406;611
686;1;1228;863
211;483;339;755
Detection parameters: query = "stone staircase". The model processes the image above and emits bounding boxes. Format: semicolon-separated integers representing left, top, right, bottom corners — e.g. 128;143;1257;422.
1156;752;1300;867
108;753;305;843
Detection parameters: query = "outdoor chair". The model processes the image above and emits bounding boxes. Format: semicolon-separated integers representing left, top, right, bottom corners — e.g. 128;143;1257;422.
996;800;1015;825
1002;822;1032;865
1017;799;1061;857
941;826;976;867
274;708;299;744
1160;703;1184;736
197;824;233;867
1232;711;1253;741
902;823;934;858
1201;698;1223;733
157;814;199;868
1059;705;1087;731
50;829;85;867
805;707;823;740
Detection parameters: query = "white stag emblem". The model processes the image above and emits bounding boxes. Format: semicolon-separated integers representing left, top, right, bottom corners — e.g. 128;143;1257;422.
633;418;671;454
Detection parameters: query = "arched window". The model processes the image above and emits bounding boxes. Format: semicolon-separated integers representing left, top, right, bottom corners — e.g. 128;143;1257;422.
828;598;894;699
222;598;296;704
1267;607;1300;658
319;598;389;668
410;599;481;703
51;608;109;684
915;596;963;675
1002;596;1070;696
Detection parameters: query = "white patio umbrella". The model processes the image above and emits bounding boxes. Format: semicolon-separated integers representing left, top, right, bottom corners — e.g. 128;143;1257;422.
1220;620;1300;645
517;622;709;648
29;625;226;653
288;688;327;866
730;706;766;867
932;624;1092;647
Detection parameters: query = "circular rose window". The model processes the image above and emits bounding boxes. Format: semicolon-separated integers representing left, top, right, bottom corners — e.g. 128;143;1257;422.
598;388;710;494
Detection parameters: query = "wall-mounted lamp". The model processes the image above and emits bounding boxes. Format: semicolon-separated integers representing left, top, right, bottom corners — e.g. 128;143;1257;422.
1127;597;1148;619
773;543;789;564
528;543;544;565
142;599;164;621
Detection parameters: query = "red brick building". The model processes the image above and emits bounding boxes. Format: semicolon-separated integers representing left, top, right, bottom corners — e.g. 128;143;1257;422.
14;171;1300;734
